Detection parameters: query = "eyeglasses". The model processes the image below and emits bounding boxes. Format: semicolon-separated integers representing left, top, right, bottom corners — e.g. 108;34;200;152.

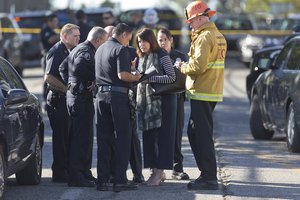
103;16;112;20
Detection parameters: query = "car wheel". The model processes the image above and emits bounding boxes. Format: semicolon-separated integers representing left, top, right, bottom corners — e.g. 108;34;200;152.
0;145;6;200
16;134;42;185
249;94;274;139
286;102;300;152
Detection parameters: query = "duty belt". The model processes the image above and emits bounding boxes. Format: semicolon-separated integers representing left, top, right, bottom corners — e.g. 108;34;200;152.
98;85;129;94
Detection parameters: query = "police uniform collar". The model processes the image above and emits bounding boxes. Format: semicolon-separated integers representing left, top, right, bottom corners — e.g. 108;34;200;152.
59;41;69;54
84;40;96;52
110;37;121;44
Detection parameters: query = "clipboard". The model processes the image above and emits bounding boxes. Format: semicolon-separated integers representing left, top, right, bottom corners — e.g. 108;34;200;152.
135;65;158;84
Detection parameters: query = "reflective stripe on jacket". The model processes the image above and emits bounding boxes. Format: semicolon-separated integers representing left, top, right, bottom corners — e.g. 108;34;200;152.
181;22;227;102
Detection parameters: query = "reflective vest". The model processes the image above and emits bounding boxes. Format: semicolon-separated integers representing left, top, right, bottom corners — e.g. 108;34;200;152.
181;22;227;102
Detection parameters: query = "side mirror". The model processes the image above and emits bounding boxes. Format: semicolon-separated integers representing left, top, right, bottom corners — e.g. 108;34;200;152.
5;89;29;106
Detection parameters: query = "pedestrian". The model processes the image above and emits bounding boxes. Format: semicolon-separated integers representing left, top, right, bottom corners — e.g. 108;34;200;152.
176;1;227;190
102;10;117;27
66;27;108;187
135;28;177;186
44;23;80;183
157;28;189;180
95;23;141;192
40;13;60;104
75;9;92;43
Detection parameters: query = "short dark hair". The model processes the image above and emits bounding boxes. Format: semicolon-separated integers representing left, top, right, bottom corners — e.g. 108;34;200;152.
112;23;132;36
75;10;86;20
158;28;173;40
46;13;57;22
135;28;160;57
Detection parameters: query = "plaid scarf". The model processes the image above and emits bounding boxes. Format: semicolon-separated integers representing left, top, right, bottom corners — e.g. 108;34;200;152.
136;53;162;131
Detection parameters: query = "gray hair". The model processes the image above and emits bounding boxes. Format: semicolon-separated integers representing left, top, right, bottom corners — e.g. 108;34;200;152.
60;23;79;38
87;26;108;41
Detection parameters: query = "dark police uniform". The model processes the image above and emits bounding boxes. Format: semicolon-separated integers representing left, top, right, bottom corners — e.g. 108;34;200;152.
45;41;70;182
95;38;132;187
40;25;59;100
169;49;188;175
77;21;91;43
66;41;96;186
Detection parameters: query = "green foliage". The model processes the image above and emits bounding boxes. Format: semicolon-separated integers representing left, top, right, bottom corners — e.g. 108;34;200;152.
100;0;115;8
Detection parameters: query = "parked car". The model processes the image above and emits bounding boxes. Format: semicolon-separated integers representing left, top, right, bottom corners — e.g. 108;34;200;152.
249;36;300;152
14;10;52;67
118;7;182;49
0;56;44;199
246;45;282;100
0;13;24;75
212;13;258;51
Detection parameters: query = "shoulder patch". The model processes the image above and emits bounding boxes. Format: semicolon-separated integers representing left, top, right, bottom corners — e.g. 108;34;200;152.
83;52;91;61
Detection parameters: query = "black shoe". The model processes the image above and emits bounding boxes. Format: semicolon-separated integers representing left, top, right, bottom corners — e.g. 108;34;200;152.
97;182;112;191
52;175;68;183
187;177;218;190
85;173;97;184
132;174;145;183
172;171;190;180
68;179;96;187
113;182;138;192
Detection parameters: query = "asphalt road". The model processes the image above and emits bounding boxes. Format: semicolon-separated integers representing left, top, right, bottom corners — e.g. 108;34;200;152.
5;54;300;200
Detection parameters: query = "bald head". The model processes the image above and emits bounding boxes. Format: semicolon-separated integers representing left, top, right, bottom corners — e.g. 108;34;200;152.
104;25;114;38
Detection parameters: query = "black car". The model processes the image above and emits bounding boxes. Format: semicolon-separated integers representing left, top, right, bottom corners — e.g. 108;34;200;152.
0;13;24;75
14;11;52;67
0;56;44;199
246;45;282;100
249;36;300;152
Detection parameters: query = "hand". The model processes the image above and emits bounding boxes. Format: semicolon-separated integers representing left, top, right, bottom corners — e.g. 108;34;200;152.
131;57;138;70
87;81;96;92
174;61;183;69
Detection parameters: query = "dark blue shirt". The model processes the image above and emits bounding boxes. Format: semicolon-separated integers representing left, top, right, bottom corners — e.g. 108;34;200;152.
95;38;131;88
45;41;69;84
40;25;58;52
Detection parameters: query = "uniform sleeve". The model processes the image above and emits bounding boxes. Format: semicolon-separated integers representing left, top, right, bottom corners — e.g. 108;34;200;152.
73;50;95;82
149;51;176;84
181;34;211;75
117;47;131;73
59;57;69;84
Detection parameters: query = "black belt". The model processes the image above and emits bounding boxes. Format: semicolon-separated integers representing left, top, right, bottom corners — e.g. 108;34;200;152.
98;85;129;94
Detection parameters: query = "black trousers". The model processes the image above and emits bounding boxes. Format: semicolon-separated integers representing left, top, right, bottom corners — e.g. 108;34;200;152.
67;92;94;181
143;94;177;169
173;93;185;172
130;119;143;176
46;91;70;178
187;100;217;180
96;92;132;184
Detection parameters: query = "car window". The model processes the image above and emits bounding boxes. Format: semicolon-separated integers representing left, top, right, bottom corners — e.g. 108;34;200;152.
0;59;26;90
286;41;300;70
275;43;293;69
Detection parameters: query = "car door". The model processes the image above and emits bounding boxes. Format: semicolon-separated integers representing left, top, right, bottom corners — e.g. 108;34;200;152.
0;58;34;170
269;40;300;130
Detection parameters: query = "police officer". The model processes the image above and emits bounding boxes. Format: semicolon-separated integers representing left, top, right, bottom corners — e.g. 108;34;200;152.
95;23;141;192
40;13;60;101
66;27;108;187
75;9;92;43
104;25;145;184
45;23;80;183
